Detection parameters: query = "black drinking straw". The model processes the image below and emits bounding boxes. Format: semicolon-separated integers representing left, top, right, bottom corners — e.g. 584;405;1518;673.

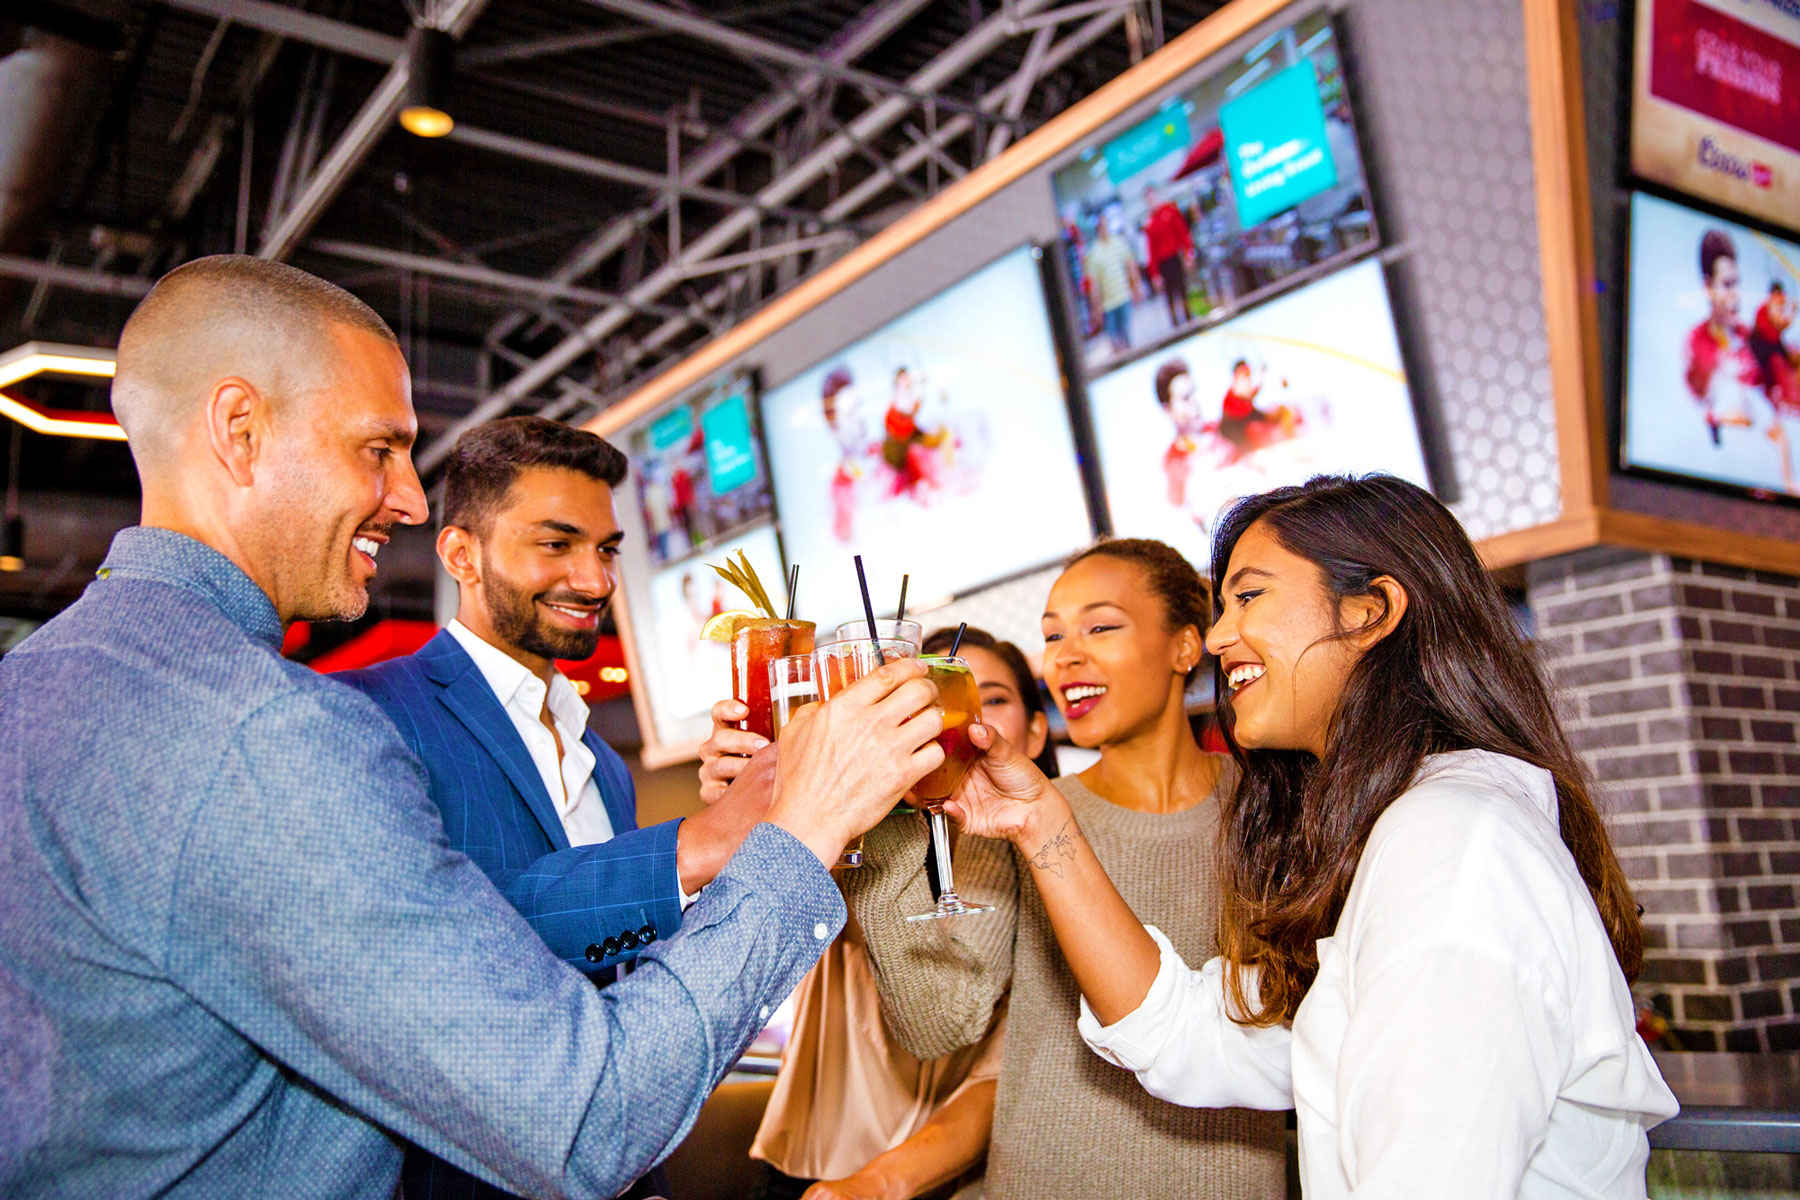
948;620;968;658
896;574;910;622
853;554;886;665
785;563;800;620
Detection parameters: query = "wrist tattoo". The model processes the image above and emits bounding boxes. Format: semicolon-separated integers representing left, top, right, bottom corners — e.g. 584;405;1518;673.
1027;819;1084;878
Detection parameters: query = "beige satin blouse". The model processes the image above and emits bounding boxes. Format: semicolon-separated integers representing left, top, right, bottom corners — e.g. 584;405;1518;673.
750;909;1007;1182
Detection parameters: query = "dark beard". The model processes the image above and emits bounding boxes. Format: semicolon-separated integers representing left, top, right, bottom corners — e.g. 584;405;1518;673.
486;567;606;663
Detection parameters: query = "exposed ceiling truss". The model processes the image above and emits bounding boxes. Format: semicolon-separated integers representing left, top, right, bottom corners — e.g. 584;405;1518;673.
2;0;1184;477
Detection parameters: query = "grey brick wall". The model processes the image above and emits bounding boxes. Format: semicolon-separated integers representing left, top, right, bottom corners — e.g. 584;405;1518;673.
1529;548;1800;1051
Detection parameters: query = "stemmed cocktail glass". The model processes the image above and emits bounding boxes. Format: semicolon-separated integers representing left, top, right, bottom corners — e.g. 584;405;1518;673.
905;655;993;922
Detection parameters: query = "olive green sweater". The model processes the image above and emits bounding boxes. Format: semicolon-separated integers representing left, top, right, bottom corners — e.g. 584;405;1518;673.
842;773;1286;1200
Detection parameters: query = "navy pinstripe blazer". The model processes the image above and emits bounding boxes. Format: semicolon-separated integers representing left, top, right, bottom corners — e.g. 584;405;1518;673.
339;630;685;978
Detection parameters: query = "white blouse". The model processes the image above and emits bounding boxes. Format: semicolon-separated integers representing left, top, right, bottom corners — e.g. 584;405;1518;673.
1076;750;1677;1199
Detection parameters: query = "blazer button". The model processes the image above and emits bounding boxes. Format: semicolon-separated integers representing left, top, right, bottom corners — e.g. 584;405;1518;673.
639;924;657;945
602;936;622;958
585;944;605;964
620;930;640;950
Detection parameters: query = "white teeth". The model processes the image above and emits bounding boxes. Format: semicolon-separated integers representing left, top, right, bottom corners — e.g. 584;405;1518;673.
352;537;380;559
1227;664;1266;689
547;603;593;620
1064;685;1107;703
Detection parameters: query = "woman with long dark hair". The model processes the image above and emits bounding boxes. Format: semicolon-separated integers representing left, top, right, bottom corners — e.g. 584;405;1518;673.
946;476;1676;1197
845;539;1285;1200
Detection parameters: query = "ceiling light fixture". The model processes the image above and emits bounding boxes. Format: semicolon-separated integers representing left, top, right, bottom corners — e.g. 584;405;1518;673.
399;26;456;138
0;516;21;573
0;342;124;442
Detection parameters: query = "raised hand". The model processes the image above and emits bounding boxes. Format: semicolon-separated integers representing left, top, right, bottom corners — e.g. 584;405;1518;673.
941;722;1068;850
697;698;766;805
768;658;944;867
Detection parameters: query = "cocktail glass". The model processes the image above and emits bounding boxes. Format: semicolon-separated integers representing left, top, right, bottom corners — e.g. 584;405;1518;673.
768;654;851;865
732;619;816;742
906;655;994;922
816;637;919;865
834;618;924;651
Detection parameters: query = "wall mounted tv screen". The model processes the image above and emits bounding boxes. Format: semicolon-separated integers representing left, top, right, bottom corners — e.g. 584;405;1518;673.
627;369;773;568
1084;257;1430;569
1049;8;1378;376
1631;0;1800;236
1623;191;1800;501
760;244;1094;631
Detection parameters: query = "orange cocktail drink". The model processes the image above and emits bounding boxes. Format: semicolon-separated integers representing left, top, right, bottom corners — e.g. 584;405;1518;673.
913;657;980;807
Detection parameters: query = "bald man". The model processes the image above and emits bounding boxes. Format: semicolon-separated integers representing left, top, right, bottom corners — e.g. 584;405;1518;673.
0;256;949;1199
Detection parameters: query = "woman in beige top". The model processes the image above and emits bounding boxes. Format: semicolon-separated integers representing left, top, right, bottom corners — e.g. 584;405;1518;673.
701;628;1053;1200
842;540;1286;1200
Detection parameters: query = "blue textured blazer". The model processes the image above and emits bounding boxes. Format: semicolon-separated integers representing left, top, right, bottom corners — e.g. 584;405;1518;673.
339;630;685;978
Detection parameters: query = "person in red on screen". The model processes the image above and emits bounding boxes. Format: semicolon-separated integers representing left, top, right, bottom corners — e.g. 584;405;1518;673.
1684;229;1761;447
1215;358;1300;467
1141;186;1195;330
880;366;947;500
1750;281;1799;416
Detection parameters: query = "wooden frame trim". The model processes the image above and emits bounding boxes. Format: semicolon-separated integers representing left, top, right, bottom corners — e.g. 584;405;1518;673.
1520;0;1609;518
588;0;1299;440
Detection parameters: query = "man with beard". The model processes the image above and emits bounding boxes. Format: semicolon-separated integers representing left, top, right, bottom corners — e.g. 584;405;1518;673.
0;257;947;1199
341;416;768;1199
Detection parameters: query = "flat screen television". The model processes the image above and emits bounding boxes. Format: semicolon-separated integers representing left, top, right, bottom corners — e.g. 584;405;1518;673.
1631;0;1800;237
1048;8;1378;376
1082;257;1430;569
615;522;790;759
626;369;773;568
1622;190;1800;501
759;244;1095;631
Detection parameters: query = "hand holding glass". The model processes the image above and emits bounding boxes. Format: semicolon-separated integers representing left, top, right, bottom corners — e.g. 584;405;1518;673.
815;638;917;867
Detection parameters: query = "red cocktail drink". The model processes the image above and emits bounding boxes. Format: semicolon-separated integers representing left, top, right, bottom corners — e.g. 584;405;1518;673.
732;619;815;740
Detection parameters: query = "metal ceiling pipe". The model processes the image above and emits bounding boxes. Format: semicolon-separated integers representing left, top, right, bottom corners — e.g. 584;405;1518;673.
483;0;937;349
0;30;106;256
422;0;1057;472
563;9;1127;390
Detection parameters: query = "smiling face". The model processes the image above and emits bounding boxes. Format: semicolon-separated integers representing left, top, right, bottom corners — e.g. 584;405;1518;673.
257;324;427;622
1206;520;1369;757
446;466;623;673
1042;554;1200;748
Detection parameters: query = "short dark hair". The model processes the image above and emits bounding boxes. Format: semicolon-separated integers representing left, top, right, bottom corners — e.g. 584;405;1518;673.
1064;537;1210;683
1701;229;1737;282
1153;358;1191;408
440;416;628;536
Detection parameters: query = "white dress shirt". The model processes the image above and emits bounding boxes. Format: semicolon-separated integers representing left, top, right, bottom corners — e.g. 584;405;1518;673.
1077;749;1678;1200
446;620;615;846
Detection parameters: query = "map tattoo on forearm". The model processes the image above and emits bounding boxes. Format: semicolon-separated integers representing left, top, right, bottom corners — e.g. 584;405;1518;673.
1028;820;1084;878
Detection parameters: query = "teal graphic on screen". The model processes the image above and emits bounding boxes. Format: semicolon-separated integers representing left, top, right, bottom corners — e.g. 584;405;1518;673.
648;405;693;451
1102;105;1190;186
701;392;758;494
1220;62;1337;227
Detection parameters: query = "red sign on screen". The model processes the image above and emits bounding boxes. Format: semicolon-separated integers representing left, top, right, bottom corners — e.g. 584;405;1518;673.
1650;0;1800;157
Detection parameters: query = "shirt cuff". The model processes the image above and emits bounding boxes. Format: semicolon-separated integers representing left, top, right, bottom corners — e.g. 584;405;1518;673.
1076;923;1187;1071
